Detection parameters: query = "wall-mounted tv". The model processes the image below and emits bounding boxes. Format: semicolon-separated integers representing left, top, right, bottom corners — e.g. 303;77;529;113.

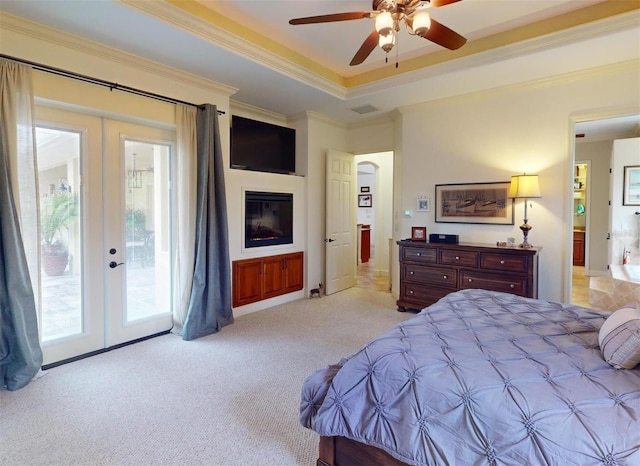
230;116;296;174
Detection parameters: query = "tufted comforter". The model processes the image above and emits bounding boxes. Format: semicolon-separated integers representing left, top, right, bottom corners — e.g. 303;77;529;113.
300;289;640;465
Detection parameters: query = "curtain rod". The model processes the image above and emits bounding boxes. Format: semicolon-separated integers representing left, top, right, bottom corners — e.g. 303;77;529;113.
0;54;225;115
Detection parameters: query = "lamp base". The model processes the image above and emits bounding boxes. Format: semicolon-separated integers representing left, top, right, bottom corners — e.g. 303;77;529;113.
519;222;533;249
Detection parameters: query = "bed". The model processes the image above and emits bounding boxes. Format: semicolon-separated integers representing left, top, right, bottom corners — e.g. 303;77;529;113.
300;289;640;465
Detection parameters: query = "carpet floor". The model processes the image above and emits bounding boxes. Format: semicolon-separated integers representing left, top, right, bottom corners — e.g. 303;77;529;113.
1;286;414;466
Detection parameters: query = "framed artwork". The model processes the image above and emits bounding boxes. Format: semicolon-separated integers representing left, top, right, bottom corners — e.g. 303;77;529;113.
411;226;427;241
417;196;430;212
435;182;514;225
358;194;372;208
623;165;640;205
360;186;370;193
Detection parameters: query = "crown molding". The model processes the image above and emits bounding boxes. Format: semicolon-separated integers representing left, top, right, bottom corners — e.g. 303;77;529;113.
346;10;640;99
230;100;290;126
0;11;238;98
120;0;348;100
399;59;640;115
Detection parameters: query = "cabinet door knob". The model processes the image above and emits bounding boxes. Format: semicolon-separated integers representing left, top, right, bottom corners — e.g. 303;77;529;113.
443;275;448;279
468;278;473;282
500;260;505;265
455;256;460;260
416;252;421;256
510;284;515;288
409;290;414;294
410;271;414;275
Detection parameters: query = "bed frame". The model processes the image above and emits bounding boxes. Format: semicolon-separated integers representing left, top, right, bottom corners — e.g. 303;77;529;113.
317;436;408;466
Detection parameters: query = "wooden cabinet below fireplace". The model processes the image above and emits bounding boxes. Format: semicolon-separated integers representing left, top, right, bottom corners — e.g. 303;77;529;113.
232;252;303;307
396;241;540;311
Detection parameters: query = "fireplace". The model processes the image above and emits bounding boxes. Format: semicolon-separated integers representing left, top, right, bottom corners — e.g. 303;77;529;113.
245;191;293;248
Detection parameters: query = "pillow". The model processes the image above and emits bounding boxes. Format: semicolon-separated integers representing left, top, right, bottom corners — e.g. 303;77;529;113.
598;304;640;369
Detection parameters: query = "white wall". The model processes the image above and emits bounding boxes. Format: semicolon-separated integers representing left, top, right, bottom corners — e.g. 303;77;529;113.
392;61;640;303
611;138;640;266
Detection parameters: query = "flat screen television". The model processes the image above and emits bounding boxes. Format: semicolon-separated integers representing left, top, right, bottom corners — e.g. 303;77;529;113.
231;116;296;174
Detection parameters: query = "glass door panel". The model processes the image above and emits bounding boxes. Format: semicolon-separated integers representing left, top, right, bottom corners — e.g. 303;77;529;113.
37;127;82;341
124;141;171;322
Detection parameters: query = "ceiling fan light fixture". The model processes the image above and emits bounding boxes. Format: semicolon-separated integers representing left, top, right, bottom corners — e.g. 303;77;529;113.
379;31;395;53
375;11;393;36
412;11;431;37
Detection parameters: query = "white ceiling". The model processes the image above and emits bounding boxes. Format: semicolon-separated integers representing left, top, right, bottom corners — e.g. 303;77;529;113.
1;0;639;132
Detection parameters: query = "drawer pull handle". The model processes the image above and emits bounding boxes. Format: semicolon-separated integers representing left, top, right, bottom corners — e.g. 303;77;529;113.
416;253;421;256
409;290;414;294
510;284;515;289
468;278;473;282
410;271;414;275
443;275;448;279
455;256;460;260
500;260;505;265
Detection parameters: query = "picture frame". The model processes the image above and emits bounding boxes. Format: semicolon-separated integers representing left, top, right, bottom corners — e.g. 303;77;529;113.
417;196;430;212
358;194;372;208
411;226;427;241
435;182;514;225
623;165;640;206
360;186;370;193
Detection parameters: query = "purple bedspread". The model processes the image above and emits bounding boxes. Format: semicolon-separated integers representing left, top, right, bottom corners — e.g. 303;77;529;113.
300;289;640;465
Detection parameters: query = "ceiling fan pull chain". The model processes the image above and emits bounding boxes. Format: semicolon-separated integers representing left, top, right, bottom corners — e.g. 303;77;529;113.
396;40;399;68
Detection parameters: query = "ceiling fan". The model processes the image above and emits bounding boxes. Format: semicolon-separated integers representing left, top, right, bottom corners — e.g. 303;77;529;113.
289;0;466;66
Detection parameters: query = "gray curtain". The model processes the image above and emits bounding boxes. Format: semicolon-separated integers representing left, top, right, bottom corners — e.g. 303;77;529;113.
0;121;43;391
182;104;233;340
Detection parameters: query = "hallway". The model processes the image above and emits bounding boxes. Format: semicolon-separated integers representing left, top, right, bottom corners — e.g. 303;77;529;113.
356;258;390;293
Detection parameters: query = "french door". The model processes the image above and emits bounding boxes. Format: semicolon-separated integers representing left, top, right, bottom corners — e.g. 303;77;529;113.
36;106;175;365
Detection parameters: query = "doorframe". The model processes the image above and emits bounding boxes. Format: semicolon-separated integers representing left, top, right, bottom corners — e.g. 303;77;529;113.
566;107;639;304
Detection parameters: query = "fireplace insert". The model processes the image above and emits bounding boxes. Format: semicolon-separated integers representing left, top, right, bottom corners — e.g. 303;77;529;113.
245;191;293;248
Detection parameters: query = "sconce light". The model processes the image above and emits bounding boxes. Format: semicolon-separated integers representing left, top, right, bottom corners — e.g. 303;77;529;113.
509;174;541;249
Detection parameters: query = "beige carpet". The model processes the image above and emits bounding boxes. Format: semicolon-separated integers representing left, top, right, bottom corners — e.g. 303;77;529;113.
0;287;414;466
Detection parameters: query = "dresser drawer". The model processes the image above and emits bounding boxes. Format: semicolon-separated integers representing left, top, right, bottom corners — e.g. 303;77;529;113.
439;249;479;268
481;253;528;273
399;282;452;310
402;247;437;263
459;271;527;296
402;264;457;287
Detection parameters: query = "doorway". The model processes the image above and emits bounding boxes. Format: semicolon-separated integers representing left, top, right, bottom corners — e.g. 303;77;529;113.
570;114;640;309
355;153;393;293
36;106;175;365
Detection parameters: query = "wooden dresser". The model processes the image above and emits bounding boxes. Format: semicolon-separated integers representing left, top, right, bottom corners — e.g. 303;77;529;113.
397;240;540;311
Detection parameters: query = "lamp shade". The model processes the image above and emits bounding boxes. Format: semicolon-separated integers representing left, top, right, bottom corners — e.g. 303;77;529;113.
412;11;431;37
375;11;393;36
509;174;541;199
378;32;395;52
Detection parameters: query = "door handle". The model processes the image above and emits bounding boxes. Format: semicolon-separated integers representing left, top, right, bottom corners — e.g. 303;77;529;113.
109;261;125;269
325;238;336;243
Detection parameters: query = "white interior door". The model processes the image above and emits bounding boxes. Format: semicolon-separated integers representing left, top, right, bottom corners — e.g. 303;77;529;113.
325;149;357;295
35;106;174;364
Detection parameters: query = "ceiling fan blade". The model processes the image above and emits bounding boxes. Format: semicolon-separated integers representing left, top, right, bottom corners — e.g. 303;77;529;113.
429;0;462;7
422;18;466;50
350;30;380;66
289;12;372;25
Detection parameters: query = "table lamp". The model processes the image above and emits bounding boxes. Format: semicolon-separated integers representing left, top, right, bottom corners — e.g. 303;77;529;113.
509;174;541;249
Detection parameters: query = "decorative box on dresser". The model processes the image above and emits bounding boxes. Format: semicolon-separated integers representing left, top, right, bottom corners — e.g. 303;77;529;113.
397;240;540;311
